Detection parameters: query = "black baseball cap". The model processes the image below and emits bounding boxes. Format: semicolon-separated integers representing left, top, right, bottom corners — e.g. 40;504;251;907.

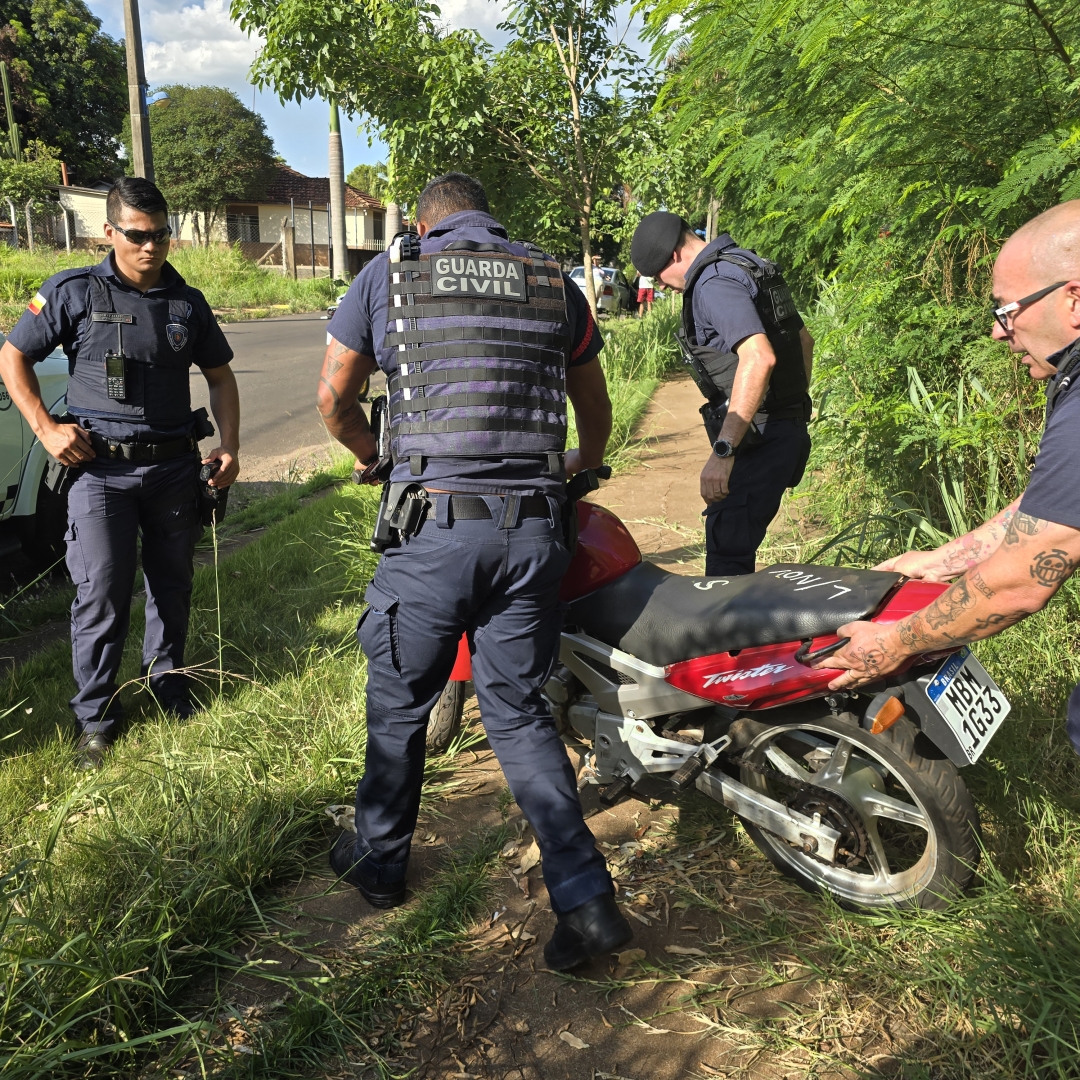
631;211;688;276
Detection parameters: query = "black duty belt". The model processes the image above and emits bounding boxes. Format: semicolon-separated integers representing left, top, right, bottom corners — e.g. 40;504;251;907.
89;432;197;463
448;494;551;520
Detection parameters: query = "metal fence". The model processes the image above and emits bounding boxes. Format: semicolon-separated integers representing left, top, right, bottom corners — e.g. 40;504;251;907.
0;204;77;252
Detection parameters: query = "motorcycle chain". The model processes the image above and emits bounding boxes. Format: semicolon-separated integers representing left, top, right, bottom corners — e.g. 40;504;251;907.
720;750;868;867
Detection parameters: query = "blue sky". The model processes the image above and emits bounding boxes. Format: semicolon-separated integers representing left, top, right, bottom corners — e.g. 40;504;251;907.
86;0;647;186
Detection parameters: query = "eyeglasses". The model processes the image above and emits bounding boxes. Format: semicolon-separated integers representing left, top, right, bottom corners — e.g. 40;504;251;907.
993;281;1067;332
107;221;172;246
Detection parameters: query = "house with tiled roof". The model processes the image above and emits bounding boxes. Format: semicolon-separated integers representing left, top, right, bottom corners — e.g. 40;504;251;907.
226;164;386;276
49;163;386;277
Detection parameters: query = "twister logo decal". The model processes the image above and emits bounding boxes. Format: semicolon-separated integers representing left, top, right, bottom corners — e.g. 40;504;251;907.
702;663;792;688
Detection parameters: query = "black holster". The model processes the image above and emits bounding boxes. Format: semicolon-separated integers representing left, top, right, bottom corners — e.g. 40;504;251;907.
370;482;430;552
44;414;82;496
191;407;216;441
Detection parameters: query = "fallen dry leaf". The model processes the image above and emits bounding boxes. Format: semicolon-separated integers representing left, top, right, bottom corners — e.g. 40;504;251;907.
665;945;708;957
518;840;541;874
558;1031;589;1050
615;948;646;966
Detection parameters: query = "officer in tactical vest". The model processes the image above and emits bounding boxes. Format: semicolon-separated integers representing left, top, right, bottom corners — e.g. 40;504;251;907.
631;212;814;575
0;178;240;769
318;172;632;971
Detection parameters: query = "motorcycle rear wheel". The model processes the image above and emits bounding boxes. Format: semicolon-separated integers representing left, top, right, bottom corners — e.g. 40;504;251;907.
426;680;466;754
737;713;981;911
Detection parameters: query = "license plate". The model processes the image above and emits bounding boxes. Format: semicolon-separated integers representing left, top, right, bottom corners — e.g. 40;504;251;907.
926;648;1011;763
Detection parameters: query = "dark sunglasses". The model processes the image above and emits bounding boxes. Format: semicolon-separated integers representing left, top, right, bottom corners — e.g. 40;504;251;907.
107;221;172;246
993;280;1067;331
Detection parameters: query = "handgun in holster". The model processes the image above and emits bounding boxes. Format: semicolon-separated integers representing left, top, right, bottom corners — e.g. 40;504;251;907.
353;395;393;485
677;337;762;453
370;482;430;552
191;406;216;441
43;414;82;496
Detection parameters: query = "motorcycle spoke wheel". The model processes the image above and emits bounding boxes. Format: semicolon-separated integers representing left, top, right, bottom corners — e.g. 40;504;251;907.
739;714;980;911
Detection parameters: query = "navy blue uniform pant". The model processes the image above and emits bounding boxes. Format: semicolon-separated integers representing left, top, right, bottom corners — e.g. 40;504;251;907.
704;418;811;576
65;453;201;735
354;499;612;914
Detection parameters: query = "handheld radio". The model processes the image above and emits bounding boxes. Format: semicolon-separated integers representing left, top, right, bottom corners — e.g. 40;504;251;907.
92;312;135;400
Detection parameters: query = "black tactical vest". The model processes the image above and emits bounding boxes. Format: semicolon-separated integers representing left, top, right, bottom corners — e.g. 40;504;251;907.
66;275;195;424
382;232;572;474
1045;338;1080;423
679;245;809;420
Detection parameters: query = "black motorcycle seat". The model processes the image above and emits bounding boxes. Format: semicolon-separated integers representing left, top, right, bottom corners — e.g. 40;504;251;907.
568;562;903;668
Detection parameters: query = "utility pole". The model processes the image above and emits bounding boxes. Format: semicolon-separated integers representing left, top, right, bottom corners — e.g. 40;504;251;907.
328;102;349;281
122;0;154;180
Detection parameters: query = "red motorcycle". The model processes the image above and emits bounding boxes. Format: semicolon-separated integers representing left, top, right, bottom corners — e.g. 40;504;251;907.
440;469;1009;910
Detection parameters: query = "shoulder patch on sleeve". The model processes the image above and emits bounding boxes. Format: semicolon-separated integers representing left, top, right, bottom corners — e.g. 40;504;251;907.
28;291;47;315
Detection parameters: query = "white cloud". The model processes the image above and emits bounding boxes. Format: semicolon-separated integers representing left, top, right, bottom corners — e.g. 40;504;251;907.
141;0;261;85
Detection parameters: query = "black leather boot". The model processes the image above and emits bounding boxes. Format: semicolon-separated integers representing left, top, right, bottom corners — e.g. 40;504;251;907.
74;732;113;771
544;892;633;971
329;832;407;909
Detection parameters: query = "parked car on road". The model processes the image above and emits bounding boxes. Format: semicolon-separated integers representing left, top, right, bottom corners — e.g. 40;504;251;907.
0;335;70;572
568;266;634;315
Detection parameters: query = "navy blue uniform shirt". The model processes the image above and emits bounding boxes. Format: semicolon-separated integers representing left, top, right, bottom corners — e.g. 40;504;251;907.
8;253;232;439
689;234;805;354
1020;336;1080;530
328;211;603;496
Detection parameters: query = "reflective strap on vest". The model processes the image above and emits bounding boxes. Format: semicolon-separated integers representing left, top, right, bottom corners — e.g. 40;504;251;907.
386;325;568;348
391;390;561;415
396;363;565;391
392;341;569;369
394;417;566;436
387;301;565;322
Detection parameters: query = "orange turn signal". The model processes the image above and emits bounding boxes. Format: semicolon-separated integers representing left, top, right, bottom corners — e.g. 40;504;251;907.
870;695;905;734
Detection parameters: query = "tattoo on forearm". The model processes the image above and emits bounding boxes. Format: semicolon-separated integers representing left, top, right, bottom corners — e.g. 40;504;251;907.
924;576;975;630
318;377;341;418
1004;511;1047;546
1030;548;1076;588
970;570;994;598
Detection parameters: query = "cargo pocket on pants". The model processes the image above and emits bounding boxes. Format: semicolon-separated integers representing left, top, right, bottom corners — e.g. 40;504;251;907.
357;581;401;675
706;491;751;559
65;524;90;585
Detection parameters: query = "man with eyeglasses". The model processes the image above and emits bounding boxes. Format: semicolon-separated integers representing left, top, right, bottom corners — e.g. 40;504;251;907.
814;201;1080;749
0;177;240;768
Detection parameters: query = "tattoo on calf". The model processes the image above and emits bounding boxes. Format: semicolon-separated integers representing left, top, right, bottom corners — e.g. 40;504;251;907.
1030;548;1075;588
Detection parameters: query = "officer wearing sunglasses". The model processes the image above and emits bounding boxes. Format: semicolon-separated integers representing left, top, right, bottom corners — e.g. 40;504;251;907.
0;177;240;768
817;201;1080;756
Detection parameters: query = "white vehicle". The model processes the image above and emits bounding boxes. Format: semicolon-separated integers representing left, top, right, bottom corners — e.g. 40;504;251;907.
0;335;70;571
569;266;634;315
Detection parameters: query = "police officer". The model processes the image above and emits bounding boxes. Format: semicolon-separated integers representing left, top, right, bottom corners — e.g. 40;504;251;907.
318;172;632;971
631;213;814;575
821;202;1080;735
0;177;239;769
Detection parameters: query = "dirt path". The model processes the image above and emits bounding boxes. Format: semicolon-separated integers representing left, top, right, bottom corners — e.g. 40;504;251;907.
597;375;709;575
221;385;885;1080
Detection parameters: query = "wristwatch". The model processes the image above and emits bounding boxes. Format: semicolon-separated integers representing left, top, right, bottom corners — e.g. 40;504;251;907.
712;437;736;459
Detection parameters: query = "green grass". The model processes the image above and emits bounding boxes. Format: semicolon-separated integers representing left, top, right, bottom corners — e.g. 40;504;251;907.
0;244;337;333
0;483;503;1077
567;294;683;472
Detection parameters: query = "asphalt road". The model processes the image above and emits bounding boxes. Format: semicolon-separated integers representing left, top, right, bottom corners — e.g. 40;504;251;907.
189;311;385;480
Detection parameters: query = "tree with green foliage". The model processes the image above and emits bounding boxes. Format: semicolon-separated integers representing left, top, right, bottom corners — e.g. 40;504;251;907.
641;0;1080;541
127;85;276;246
231;0;648;314
0;139;60;249
0;0;125;185
346;161;387;201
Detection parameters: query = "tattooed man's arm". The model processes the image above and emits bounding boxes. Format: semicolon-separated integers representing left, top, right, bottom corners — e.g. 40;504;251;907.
315;336;380;464
821;510;1080;689
874;497;1023;582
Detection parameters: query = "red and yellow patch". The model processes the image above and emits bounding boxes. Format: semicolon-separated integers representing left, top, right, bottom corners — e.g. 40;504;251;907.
27;291;47;316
